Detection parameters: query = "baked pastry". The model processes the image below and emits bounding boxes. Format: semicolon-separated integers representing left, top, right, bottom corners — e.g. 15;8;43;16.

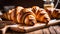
52;9;60;19
45;8;54;18
46;8;60;19
32;6;40;14
17;8;36;25
32;6;50;24
2;6;37;26
16;6;24;24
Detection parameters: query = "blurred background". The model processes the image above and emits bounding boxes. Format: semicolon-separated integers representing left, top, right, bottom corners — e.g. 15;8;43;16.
0;0;60;12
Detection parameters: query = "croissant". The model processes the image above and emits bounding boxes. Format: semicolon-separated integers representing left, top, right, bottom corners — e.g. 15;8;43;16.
32;6;50;24
46;8;60;19
52;9;60;19
45;8;55;19
19;8;37;25
32;6;40;14
16;6;24;23
2;6;37;26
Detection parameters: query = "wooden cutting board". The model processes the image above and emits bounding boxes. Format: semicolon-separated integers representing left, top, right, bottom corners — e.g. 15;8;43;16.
10;19;60;32
0;19;60;34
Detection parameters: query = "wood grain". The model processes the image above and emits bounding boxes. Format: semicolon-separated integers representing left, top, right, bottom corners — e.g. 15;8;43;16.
53;26;60;34
49;26;56;34
0;19;60;34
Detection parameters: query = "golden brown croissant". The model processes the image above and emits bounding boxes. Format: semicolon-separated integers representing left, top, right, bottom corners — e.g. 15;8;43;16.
46;8;60;19
16;8;37;25
32;6;50;24
16;6;24;23
3;9;17;23
45;8;54;18
3;6;37;26
52;9;60;19
32;6;40;14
